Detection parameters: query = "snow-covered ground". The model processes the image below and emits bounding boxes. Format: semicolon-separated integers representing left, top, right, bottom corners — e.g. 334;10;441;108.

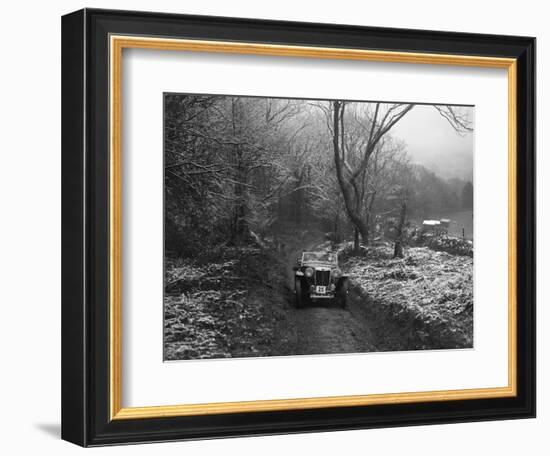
341;242;473;351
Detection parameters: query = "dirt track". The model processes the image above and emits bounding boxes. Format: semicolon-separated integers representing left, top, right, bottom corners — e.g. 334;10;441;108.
293;304;377;355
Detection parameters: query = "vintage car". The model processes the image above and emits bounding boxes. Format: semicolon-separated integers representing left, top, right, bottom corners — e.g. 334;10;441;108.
293;251;349;309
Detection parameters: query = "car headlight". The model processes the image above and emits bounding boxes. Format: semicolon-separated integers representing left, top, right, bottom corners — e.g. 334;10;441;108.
332;268;342;279
305;267;314;277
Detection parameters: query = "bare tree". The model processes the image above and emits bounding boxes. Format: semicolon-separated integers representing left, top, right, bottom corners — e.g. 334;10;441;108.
327;100;472;254
392;187;408;258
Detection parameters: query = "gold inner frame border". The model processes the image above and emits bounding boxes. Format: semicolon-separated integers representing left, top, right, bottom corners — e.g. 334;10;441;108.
109;35;517;420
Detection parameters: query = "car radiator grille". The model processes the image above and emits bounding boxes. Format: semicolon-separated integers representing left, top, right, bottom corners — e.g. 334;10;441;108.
315;270;331;286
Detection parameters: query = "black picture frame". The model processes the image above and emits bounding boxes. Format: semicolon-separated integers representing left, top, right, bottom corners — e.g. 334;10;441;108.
62;8;536;447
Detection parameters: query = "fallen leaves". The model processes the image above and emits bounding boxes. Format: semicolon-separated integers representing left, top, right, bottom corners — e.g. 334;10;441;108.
164;248;292;361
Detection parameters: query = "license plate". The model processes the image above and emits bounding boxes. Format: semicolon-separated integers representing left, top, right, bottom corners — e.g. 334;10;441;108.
315;286;326;294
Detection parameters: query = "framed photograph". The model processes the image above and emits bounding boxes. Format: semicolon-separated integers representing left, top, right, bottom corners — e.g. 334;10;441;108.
61;8;535;446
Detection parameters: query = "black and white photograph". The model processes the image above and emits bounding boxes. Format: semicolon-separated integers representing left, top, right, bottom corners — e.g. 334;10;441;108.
163;94;474;361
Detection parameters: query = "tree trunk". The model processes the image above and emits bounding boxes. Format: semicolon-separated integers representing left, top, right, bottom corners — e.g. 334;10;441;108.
229;98;249;244
353;227;359;254
231;169;248;244
393;199;407;259
332;101;370;253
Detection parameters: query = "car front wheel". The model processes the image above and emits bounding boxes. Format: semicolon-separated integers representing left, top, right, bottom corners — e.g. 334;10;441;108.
294;277;303;309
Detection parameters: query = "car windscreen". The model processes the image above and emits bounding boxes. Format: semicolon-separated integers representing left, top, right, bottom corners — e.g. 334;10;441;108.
302;252;336;263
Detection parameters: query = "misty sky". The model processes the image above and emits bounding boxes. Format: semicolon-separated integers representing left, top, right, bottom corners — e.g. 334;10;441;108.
390;104;474;182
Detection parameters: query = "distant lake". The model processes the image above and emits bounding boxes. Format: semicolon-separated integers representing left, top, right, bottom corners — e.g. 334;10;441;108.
441;209;473;239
